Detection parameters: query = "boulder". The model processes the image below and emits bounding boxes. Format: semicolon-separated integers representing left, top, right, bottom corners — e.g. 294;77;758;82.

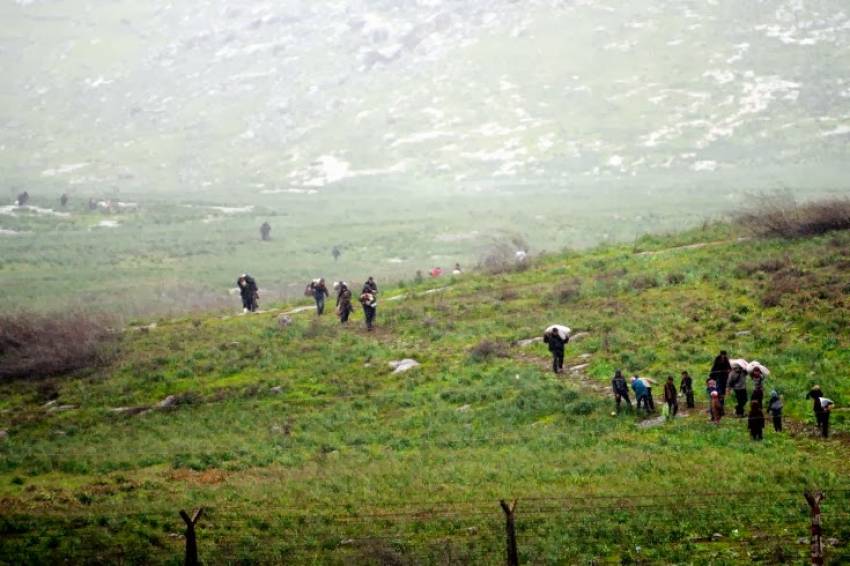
269;386;283;394
157;395;177;409
516;337;542;347
389;359;420;373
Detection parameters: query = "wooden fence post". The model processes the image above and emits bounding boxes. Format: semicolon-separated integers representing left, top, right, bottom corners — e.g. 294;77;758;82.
499;499;519;566
804;491;824;566
180;508;203;566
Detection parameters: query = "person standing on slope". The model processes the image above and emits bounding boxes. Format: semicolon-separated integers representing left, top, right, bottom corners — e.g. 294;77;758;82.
663;376;678;417
237;273;259;313
747;400;765;441
710;350;732;416
335;281;354;324
543;325;569;374
612;369;632;413
727;365;748;418
767;390;783;433
312;278;329;315
679;370;695;409
631;376;649;414
360;282;377;331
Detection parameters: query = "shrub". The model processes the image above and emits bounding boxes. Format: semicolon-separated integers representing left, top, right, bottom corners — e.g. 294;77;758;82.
469;340;508;361
0;311;116;380
761;271;808;308
740;195;850;238
630;274;658;291
666;272;686;285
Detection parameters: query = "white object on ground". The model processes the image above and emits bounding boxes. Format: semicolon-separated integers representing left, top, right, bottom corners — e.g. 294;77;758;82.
389;359;420;373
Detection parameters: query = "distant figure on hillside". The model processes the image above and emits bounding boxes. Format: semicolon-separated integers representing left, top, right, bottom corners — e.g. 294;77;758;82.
237;273;259;313
747;401;765;441
360;285;377;331
453;263;462;275
710;351;732;415
663;376;678;417
543;325;570;374
88;197;97;211
727;365;748;418
806;385;833;438
309;278;329;315
611;369;632;413
710;391;722;424
364;276;378;296
260;222;271;241
430;267;443;278
60;193;69;207
335;281;354;324
679;371;695;409
16;191;29;206
332;246;341;262
768;390;783;432
631;376;650;414
414;270;424;284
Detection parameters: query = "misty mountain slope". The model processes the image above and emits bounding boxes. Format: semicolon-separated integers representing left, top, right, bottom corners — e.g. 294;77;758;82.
1;223;850;563
1;0;848;194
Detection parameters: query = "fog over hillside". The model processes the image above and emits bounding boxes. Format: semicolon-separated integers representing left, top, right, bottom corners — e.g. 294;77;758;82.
2;0;849;195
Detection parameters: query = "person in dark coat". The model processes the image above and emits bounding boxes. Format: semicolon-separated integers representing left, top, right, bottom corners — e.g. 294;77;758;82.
360;285;377;331
16;191;29;206
364;276;378;295
768;390;783;432
336;282;354;323
260;222;271;241
237;274;259;312
727;365;748;418
611;369;632;413
806;386;832;437
663;376;678;417
710;351;732;415
679;371;694;409
747;400;765;441
543;329;568;374
60;193;69;207
312;278;329;315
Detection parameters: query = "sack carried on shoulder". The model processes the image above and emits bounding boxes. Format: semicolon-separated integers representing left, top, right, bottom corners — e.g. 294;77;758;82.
304;284;314;297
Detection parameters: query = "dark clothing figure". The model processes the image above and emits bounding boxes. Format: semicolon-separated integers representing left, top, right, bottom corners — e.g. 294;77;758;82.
312;279;329;315
543;332;567;374
237;274;259;312
88;197;97;210
612;371;632;413
332;246;341;262
16;191;29;206
360;291;377;331
768;391;783;432
710;392;722;424
679;372;694;409
336;284;353;323
751;386;764;406
748;402;765;441
727;367;748;417
260;222;271;241
806;387;827;437
663;379;678;417
364;277;378;296
710;352;732;415
60;193;69;207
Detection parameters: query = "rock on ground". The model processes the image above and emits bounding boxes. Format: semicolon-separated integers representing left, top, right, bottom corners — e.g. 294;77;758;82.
157;395;177;409
389;359;420;373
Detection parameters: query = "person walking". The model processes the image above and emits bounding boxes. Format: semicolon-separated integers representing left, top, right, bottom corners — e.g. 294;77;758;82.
543;326;568;374
663;376;678;417
710;351;732;416
237;273;259;313
260;222;271;241
767;390;783;432
364;276;378;296
611;369;632;413
640;377;657;412
727;365;748;418
709;390;722;424
312;278;329;315
335;282;354;324
631;376;649;414
360;283;377;331
679;371;695;409
806;385;829;438
747;400;765;441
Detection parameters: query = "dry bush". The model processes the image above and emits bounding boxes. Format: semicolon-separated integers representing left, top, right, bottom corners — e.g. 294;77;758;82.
469;339;508;361
761;270;809;308
0;311;116;380
630;274;659;291
666;272;686;285
740;195;850;238
553;279;581;303
478;235;530;274
735;256;789;277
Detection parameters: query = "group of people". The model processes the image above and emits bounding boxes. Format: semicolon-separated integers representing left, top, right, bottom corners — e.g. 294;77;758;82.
305;276;379;330
601;348;835;440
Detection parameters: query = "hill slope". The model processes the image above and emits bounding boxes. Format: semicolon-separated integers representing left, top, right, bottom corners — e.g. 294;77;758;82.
1;224;850;564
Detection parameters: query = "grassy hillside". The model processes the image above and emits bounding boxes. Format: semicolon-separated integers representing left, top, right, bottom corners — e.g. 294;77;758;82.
2;223;850;564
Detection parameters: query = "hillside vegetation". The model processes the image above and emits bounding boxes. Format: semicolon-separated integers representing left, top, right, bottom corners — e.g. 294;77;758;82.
2;222;850;564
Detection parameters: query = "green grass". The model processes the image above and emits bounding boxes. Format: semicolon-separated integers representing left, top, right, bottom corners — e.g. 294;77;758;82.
2;224;850;564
